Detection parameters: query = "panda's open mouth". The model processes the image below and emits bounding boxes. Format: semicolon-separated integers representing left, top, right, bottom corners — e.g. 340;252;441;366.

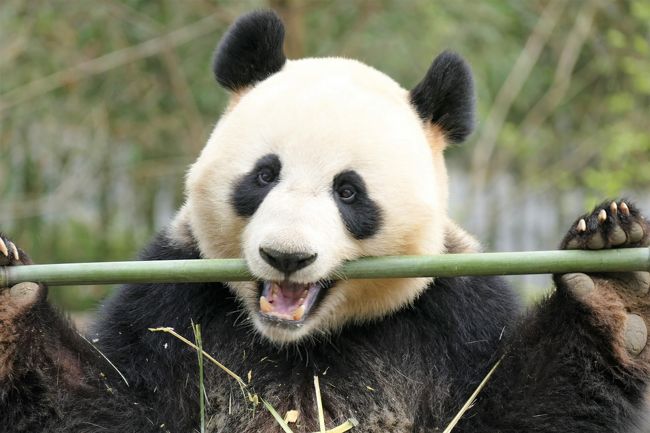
258;280;331;323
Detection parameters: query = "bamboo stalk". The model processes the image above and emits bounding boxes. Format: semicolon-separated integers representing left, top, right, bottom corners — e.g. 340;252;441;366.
1;248;649;287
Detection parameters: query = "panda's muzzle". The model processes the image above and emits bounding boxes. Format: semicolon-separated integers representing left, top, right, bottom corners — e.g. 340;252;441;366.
258;280;331;323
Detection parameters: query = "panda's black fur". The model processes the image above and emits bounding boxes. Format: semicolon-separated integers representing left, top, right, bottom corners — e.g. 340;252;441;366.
231;153;283;217
410;50;475;144
2;10;650;433
213;10;286;91
331;170;383;239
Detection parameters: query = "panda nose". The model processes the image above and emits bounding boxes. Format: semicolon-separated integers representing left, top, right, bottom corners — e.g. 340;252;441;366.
259;247;317;275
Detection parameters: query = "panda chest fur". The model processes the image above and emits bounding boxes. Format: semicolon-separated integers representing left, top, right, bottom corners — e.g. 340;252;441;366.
187;275;511;433
202;335;423;432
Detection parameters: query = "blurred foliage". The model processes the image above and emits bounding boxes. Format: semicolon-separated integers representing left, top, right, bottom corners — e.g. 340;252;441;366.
1;0;649;309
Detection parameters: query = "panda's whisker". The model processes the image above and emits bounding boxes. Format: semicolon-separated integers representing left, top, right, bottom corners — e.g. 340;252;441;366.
330;269;347;281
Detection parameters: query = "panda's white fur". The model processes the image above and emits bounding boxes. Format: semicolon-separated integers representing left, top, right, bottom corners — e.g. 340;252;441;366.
172;57;455;343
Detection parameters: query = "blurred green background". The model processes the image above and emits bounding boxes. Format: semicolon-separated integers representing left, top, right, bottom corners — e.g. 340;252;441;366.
1;0;649;312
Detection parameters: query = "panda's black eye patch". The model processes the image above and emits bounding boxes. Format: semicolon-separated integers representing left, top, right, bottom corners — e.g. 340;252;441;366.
231;154;281;217
332;170;382;239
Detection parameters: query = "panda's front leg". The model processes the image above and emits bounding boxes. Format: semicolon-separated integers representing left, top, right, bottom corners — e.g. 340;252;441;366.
556;200;650;367
0;233;49;380
455;201;650;433
0;233;159;432
0;233;97;427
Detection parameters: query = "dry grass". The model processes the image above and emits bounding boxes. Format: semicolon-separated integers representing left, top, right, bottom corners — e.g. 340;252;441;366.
442;357;503;433
191;323;206;433
149;326;359;433
150;326;500;432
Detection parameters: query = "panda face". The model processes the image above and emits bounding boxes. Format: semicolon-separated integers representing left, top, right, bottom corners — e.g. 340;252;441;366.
186;58;449;343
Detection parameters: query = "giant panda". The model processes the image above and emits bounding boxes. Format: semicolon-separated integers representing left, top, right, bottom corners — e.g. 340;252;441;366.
1;10;650;433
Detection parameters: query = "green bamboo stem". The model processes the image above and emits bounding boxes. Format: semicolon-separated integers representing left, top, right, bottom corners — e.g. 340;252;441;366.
1;248;649;287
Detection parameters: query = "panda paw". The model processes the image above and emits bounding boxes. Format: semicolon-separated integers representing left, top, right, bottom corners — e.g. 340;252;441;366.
555;200;650;364
1;234;42;352
559;200;649;250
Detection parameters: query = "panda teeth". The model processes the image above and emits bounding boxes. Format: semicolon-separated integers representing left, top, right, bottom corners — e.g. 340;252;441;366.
293;305;305;321
259;296;273;313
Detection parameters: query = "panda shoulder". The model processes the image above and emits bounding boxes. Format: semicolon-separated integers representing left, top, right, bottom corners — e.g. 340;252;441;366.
444;219;482;254
139;206;201;261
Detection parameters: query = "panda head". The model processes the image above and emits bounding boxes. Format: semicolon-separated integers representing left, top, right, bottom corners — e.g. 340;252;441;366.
183;11;475;343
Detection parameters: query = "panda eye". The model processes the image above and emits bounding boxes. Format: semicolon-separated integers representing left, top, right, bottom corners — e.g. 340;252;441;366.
337;185;357;203
256;167;277;186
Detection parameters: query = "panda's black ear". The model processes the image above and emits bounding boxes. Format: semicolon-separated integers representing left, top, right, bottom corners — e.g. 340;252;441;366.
213;10;287;92
410;51;475;144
